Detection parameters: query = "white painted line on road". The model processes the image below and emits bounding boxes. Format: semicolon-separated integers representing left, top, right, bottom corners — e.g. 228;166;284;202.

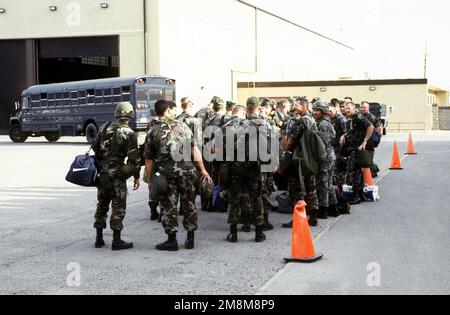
256;262;295;294
257;146;416;295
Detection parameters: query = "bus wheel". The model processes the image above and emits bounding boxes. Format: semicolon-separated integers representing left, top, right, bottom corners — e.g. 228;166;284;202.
85;123;98;144
9;125;28;143
45;134;61;142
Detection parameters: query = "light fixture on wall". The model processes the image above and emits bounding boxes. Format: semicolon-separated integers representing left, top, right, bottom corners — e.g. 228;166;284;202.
49;6;58;11
0;8;6;14
320;87;327;92
369;86;377;91
100;3;109;9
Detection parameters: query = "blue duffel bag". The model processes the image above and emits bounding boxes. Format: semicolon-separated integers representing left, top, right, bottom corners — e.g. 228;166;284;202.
65;154;98;187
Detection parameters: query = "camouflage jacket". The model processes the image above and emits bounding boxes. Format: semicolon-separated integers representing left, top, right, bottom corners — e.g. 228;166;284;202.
144;116;195;177
331;113;347;148
95;120;141;179
316;116;336;161
176;112;203;150
345;113;372;148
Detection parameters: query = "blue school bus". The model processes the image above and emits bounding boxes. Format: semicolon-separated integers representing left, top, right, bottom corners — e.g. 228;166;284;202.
9;75;176;143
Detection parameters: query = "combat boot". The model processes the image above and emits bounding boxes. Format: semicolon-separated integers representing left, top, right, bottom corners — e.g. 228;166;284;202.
308;209;318;227
185;231;195;250
95;228;105;248
282;220;293;228
262;213;274;231
255;225;266;242
226;225;238;243
112;230;133;251
318;207;328;220
156;232;179;251
327;204;340;217
150;207;159;221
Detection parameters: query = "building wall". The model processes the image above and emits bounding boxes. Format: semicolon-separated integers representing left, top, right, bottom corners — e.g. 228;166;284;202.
0;0;146;76
1;0;357;113
438;107;450;130
237;82;432;131
151;0;357;110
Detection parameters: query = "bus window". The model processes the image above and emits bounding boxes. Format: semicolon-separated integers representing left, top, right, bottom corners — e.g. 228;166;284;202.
48;93;55;107
31;94;40;108
149;88;163;101
113;87;122;103
22;97;30;109
136;89;147;102
40;93;48;107
63;92;70;106
164;88;175;101
87;89;95;105
79;90;87;105
95;89;103;104
122;86;131;102
55;92;63;107
104;88;113;103
71;91;79;106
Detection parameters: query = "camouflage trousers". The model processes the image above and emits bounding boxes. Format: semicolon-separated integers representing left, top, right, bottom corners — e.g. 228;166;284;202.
288;168;319;216
160;171;198;235
261;172;275;214
317;161;338;208
334;155;349;187
228;166;264;227
94;177;128;231
348;151;365;195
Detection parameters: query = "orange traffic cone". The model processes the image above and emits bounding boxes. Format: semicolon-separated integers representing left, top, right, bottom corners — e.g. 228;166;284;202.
389;141;403;170
284;201;323;263
363;168;374;186
405;133;417;155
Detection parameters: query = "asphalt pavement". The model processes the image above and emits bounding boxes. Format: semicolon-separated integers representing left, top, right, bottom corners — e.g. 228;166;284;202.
0;132;449;295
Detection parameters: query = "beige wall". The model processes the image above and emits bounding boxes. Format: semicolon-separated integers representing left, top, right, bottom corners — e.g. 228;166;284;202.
0;0;146;76
238;83;432;131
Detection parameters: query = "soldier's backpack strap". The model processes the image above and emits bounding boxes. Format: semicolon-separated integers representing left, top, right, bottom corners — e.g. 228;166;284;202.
90;121;112;155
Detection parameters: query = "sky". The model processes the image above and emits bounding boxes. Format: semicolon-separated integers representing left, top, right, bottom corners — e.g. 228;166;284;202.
246;0;450;88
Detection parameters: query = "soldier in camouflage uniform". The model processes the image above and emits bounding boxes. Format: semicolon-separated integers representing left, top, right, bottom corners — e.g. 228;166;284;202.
225;99;269;243
202;97;226;212
313;101;339;219
330;105;348;189
175;97;204;217
360;101;382;178
340;102;374;205
93;102;141;251
223;100;236;125
256;98;276;231
145;100;212;251
278;97;319;227
195;96;220;124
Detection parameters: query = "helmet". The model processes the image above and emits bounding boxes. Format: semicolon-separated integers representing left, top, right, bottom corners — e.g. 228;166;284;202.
312;101;330;114
199;180;215;198
115;102;134;119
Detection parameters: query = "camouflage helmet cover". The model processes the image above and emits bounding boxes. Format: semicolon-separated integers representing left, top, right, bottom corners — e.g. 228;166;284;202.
115;102;134;119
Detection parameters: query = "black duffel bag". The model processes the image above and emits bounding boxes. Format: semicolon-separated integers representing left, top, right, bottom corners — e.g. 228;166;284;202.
66;154;98;187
